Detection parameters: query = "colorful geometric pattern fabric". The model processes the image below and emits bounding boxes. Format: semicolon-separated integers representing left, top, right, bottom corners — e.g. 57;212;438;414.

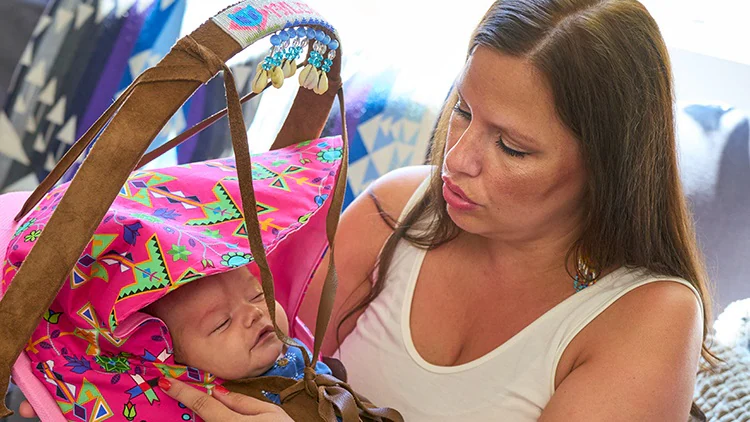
1;137;343;421
65;0;189;182
0;0;187;192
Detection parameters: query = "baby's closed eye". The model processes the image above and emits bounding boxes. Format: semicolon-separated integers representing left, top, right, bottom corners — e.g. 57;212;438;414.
213;318;230;333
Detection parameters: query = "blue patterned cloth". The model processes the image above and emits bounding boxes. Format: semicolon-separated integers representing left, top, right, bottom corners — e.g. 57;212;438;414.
260;341;332;405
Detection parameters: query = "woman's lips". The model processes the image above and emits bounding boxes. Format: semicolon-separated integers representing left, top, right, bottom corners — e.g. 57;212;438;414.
441;176;479;211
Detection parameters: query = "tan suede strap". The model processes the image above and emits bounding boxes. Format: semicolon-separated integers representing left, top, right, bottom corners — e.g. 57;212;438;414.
204;34;307;356
311;89;347;365
137;85;268;168
224;372;404;422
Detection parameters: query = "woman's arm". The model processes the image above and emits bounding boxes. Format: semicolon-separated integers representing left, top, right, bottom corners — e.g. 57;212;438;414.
298;165;432;356
540;281;703;421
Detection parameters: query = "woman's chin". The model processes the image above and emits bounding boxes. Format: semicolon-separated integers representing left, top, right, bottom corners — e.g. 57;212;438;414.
446;205;480;232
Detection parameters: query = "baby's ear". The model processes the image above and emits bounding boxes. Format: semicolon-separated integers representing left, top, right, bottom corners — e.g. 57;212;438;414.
141;302;158;317
142;297;169;321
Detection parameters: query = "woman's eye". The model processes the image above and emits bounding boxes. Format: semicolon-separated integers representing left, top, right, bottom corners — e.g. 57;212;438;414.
452;103;472;120
250;292;265;302
452;99;529;158
497;137;529;158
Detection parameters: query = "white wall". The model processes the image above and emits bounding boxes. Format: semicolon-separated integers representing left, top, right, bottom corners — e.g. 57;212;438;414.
670;47;750;110
182;1;750;111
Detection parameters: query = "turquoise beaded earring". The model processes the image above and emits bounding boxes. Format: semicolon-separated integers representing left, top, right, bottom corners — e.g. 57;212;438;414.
573;256;599;292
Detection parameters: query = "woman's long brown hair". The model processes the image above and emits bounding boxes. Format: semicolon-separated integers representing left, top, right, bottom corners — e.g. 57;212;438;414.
339;1;712;416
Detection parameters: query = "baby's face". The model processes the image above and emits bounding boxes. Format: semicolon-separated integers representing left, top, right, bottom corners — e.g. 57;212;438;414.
149;266;288;380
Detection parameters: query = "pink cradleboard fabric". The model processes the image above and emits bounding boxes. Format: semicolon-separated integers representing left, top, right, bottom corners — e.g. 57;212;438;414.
0;192;65;420
0;137;343;421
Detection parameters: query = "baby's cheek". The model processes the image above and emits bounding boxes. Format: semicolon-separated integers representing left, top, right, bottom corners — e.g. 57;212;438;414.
213;358;245;380
171;333;212;370
169;335;187;364
274;301;290;335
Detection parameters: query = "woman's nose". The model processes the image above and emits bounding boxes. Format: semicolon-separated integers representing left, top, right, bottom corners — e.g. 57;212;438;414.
444;127;482;178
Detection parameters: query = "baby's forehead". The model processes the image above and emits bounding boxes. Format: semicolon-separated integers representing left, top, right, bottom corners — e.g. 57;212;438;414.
223;267;262;289
201;268;260;295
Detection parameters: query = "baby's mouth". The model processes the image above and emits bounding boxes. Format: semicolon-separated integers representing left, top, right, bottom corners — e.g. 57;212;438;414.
251;325;275;349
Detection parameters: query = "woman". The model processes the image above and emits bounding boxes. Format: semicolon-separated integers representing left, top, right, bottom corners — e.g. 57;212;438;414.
20;0;711;420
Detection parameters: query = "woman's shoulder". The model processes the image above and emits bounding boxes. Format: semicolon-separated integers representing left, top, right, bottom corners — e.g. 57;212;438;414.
549;275;704;417
565;270;704;377
331;165;431;281
584;268;703;346
334;165;432;266
548;282;703;418
303;166;432;355
368;165;433;214
347;165;433;224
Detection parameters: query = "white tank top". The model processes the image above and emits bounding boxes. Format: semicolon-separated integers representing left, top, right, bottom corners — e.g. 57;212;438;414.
334;179;703;421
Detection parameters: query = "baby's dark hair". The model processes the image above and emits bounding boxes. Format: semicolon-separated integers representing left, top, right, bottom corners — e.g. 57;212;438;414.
142;284;196;362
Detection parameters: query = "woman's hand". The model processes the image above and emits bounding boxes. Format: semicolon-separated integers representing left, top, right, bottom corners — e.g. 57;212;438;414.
159;378;293;422
17;378;292;421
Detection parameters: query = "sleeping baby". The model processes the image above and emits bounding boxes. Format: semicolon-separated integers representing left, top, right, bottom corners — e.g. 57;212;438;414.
145;265;331;400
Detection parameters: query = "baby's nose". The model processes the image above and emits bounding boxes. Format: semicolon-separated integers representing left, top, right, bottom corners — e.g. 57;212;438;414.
242;304;264;328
